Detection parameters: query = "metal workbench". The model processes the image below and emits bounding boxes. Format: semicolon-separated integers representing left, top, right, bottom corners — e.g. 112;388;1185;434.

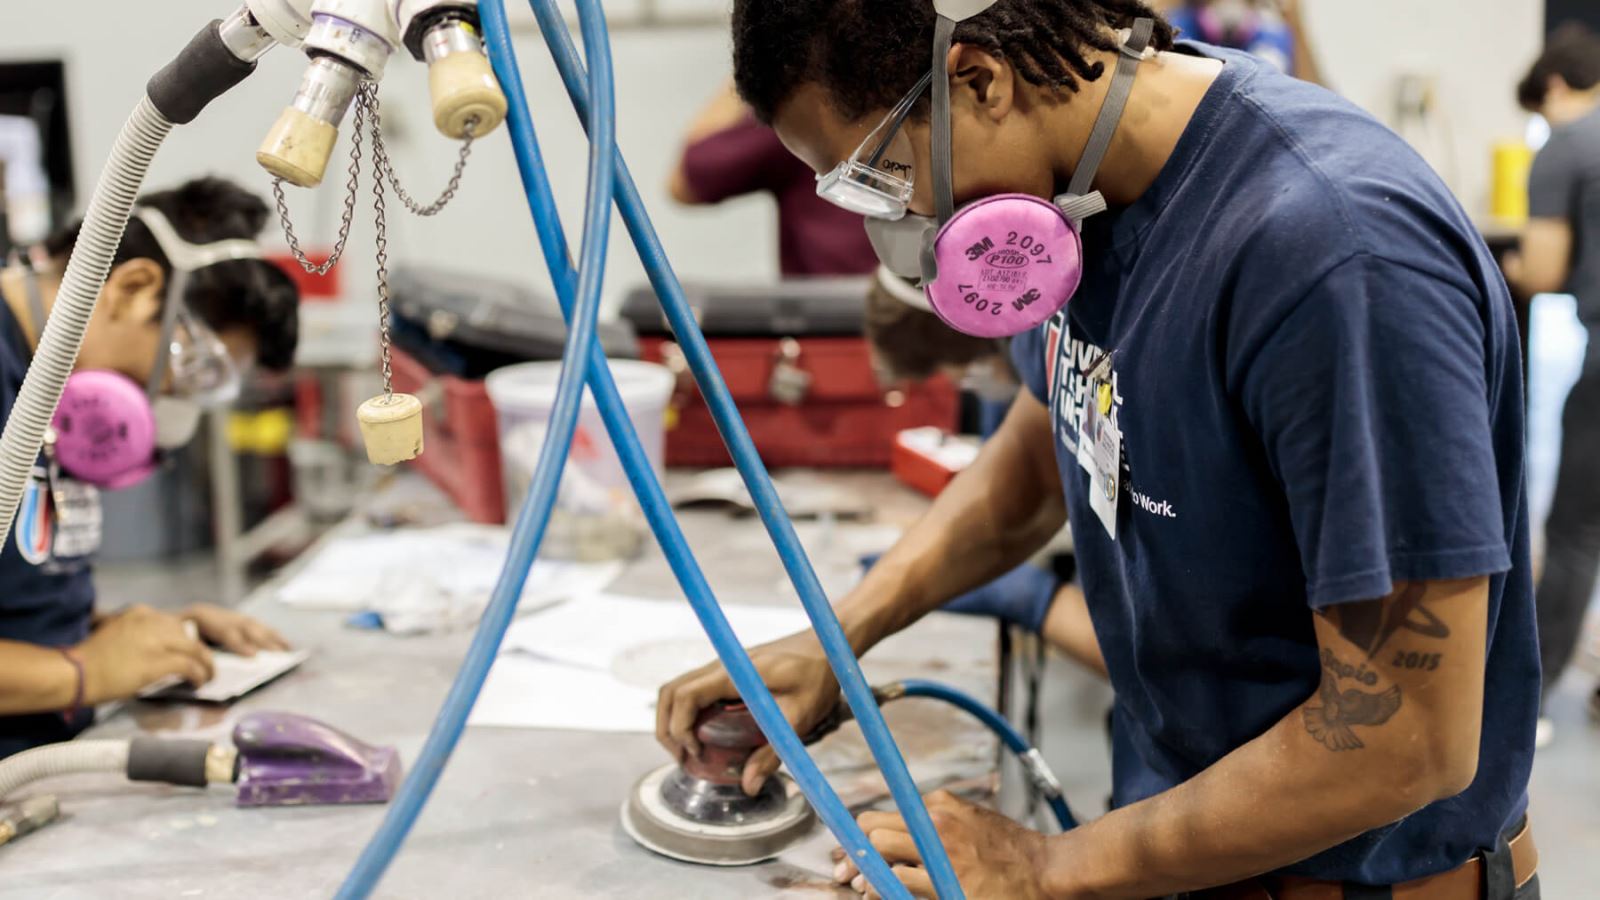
0;473;1000;899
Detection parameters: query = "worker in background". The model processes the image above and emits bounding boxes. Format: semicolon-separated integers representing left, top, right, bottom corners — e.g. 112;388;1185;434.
670;80;878;277
1507;24;1600;744
0;177;296;759
1155;0;1323;85
661;1;1539;896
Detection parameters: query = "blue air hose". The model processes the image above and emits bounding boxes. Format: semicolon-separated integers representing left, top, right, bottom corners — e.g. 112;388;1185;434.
477;3;911;897
332;2;616;896
522;4;964;896
897;680;1077;831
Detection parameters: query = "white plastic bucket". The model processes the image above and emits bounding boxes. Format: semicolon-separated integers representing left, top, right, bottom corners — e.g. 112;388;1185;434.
485;360;675;561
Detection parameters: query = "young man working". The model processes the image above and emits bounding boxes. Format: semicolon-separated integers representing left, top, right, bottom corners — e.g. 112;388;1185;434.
0;177;296;758
658;2;1538;896
1508;24;1600;738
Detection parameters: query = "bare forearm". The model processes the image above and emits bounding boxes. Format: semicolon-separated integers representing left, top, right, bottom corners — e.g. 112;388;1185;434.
1047;710;1441;898
0;641;77;716
840;394;1064;653
1044;579;1488;898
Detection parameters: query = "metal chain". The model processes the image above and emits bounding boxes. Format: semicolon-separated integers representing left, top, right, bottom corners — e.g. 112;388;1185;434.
272;93;368;275
371;122;395;401
363;82;476;217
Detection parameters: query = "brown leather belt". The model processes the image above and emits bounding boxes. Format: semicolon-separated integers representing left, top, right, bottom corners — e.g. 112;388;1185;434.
1195;820;1537;900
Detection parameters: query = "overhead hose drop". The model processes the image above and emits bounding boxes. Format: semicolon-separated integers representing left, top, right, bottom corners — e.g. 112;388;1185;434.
482;2;913;896
334;0;616;895
520;2;964;896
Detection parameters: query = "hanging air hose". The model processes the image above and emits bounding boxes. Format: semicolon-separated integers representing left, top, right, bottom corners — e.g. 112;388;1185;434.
334;1;616;896
479;2;912;897
521;3;964;896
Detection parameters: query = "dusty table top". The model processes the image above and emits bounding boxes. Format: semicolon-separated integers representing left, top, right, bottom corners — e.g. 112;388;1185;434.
0;473;1000;899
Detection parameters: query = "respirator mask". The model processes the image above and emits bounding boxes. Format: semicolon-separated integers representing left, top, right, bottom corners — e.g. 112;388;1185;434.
817;2;1154;338
21;207;254;489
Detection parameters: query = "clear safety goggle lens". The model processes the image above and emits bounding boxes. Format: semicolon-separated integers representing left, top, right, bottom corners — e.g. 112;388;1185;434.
817;158;915;220
816;72;930;220
167;308;242;406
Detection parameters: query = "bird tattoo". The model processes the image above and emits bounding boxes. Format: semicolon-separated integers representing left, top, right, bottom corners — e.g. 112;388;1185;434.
1304;676;1403;751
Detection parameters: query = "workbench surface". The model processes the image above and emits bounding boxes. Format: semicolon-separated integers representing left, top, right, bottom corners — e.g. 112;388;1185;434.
0;473;1000;899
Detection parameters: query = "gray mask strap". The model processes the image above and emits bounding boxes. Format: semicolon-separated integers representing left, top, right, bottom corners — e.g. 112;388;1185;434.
19;266;48;342
931;14;959;226
146;268;189;398
1065;17;1155;202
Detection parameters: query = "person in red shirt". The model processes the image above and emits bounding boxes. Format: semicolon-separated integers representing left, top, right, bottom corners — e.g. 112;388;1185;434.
670;81;878;277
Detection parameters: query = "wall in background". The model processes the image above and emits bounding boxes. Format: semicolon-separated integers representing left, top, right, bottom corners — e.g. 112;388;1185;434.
0;0;1546;320
1302;0;1544;218
0;1;761;321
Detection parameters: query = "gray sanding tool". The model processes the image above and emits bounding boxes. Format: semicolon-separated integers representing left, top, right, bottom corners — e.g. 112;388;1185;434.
621;701;815;866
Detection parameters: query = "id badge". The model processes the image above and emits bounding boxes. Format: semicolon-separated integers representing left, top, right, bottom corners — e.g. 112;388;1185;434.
48;471;102;561
1074;350;1120;538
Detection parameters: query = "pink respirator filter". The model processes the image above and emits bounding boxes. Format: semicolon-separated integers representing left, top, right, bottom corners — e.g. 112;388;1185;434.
925;193;1085;339
52;370;158;490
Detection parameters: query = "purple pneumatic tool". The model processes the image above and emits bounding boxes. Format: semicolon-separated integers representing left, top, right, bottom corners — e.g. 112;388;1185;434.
233;712;403;807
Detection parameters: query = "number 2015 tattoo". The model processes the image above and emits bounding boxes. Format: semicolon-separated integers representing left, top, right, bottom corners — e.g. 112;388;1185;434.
1303;585;1450;752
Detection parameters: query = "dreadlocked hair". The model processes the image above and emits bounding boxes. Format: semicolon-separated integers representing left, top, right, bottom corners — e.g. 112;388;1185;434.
732;0;1175;124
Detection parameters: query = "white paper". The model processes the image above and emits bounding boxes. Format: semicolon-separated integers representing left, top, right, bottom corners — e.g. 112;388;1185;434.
273;525;623;633
469;595;812;731
470;655;657;732
141;650;310;703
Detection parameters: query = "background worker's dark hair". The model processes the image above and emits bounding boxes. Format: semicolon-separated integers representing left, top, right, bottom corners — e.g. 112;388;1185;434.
42;176;300;371
732;0;1176;124
865;275;1006;384
1518;23;1600;112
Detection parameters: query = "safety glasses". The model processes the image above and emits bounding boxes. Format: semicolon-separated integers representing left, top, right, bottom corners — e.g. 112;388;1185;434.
815;70;935;221
162;302;242;407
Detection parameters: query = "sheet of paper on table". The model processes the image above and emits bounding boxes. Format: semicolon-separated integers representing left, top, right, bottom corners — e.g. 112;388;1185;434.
469;594;811;732
140;649;311;703
273;524;623;633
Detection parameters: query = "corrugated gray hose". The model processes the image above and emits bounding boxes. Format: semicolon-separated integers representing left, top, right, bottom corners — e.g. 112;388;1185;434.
0;98;173;541
0;741;130;801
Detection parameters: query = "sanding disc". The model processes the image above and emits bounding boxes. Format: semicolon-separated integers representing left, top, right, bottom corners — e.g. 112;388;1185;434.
620;763;815;867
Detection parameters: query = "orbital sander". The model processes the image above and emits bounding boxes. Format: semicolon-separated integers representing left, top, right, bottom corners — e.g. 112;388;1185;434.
622;701;816;866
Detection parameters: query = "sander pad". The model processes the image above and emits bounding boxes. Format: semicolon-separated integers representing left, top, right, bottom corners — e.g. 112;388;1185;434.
620;702;815;866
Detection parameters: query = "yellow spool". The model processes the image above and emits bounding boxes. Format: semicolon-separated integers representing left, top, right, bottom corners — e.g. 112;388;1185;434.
1491;141;1535;225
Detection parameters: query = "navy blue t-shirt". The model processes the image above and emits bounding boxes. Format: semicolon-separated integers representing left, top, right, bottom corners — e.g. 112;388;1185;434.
1011;45;1537;884
0;300;95;757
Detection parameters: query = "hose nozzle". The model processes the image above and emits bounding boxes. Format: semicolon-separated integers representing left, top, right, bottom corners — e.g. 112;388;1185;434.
419;18;506;139
256;55;362;188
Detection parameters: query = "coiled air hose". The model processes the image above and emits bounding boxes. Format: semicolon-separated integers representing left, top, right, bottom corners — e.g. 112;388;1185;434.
0;99;172;541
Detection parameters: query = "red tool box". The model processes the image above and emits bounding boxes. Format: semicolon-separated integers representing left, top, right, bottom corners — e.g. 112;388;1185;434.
384;266;640;523
389;347;506;523
623;281;960;468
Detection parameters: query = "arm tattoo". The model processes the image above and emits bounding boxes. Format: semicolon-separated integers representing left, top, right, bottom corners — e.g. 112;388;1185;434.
1303;584;1446;751
1328;583;1451;661
1304;651;1403;751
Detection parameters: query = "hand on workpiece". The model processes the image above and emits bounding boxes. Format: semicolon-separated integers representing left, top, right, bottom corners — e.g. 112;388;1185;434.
657;630;839;796
77;605;215;704
831;790;1052;899
182;604;290;657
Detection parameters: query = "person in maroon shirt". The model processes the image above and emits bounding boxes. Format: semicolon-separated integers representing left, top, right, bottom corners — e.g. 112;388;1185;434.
670;81;878;277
